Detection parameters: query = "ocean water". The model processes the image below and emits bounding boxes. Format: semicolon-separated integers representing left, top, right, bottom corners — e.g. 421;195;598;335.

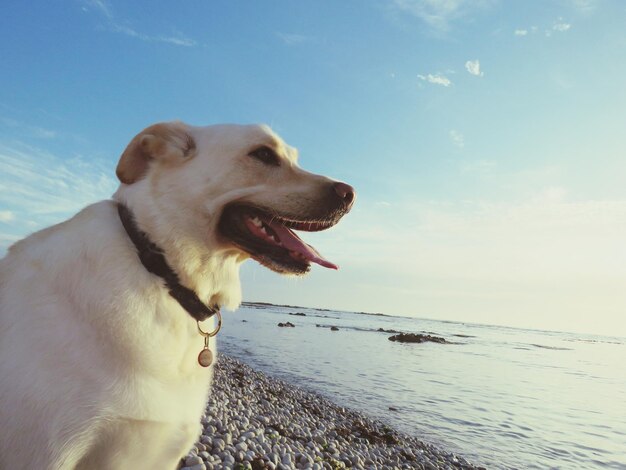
218;303;626;469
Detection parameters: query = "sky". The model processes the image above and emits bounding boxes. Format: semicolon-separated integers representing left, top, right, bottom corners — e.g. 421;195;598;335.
1;0;626;337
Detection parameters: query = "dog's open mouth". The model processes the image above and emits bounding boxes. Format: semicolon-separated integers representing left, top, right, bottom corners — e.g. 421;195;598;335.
218;204;339;275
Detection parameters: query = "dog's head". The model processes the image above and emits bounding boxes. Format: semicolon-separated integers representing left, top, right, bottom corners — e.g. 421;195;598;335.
114;121;355;304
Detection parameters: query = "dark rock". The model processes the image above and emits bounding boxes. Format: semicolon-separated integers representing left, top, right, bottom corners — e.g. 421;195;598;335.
242;320;248;322
388;333;446;344
336;422;399;446
277;322;295;328
251;458;269;470
330;326;339;331
289;312;307;316
377;327;401;334
389;406;399;411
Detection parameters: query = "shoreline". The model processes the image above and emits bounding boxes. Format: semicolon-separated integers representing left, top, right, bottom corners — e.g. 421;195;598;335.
242;302;391;319
181;355;483;470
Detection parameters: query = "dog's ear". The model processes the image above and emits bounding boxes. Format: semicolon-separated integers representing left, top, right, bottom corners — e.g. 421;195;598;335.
116;122;196;184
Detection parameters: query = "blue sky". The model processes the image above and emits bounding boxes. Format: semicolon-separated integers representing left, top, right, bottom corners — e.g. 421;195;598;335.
1;0;626;336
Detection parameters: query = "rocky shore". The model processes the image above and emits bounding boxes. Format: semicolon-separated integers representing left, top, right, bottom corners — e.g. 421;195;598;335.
181;355;482;470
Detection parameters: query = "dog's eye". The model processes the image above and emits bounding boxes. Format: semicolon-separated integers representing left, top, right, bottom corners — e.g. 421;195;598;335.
248;146;280;167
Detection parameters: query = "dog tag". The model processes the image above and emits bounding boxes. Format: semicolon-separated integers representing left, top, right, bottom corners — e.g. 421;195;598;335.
196;316;219;367
198;348;213;367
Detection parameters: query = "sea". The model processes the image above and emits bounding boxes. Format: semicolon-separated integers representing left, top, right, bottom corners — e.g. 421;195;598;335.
218;303;626;470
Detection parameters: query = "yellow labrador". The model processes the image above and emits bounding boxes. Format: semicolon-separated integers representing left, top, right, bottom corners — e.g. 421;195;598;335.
0;122;355;469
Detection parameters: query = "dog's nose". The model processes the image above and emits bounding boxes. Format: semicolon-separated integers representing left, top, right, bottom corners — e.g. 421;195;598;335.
333;182;356;207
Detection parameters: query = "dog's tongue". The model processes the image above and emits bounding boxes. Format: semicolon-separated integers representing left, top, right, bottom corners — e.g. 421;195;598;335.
264;218;338;270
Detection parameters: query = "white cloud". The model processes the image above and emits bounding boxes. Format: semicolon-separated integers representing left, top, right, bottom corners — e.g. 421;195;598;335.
532;186;567;204
156;34;197;47
568;0;597;13
553;22;571;32
0;141;117;251
276;32;310;45
0;211;15;222
83;0;112;19
547;17;572;34
518;20;570;38
30;127;57;139
110;24;197;47
391;0;494;31
449;130;465;148
417;196;623;284
465;59;483;76
326;193;626;335
83;0;198;47
418;73;452;87
0;117;57;140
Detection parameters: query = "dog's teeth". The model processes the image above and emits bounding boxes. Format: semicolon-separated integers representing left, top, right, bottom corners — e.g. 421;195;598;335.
251;217;262;227
259;226;267;234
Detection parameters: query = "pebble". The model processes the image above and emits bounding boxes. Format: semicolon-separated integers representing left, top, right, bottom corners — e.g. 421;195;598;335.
180;355;480;470
212;438;225;451
242;430;256;439
184;455;202;466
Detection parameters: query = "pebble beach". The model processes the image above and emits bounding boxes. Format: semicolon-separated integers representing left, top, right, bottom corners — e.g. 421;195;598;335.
181;355;481;470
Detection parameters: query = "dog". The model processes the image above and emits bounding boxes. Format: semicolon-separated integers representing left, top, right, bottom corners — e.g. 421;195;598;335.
0;121;355;469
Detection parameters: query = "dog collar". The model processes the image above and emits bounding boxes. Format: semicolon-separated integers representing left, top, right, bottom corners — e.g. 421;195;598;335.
117;203;221;367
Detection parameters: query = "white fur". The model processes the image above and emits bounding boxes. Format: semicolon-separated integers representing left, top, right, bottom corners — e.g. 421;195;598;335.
0;122;342;469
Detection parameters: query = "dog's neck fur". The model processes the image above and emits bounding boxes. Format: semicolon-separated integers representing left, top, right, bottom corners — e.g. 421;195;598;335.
113;185;244;311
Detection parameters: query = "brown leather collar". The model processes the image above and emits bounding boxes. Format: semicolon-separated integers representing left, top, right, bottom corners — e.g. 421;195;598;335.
117;203;219;322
